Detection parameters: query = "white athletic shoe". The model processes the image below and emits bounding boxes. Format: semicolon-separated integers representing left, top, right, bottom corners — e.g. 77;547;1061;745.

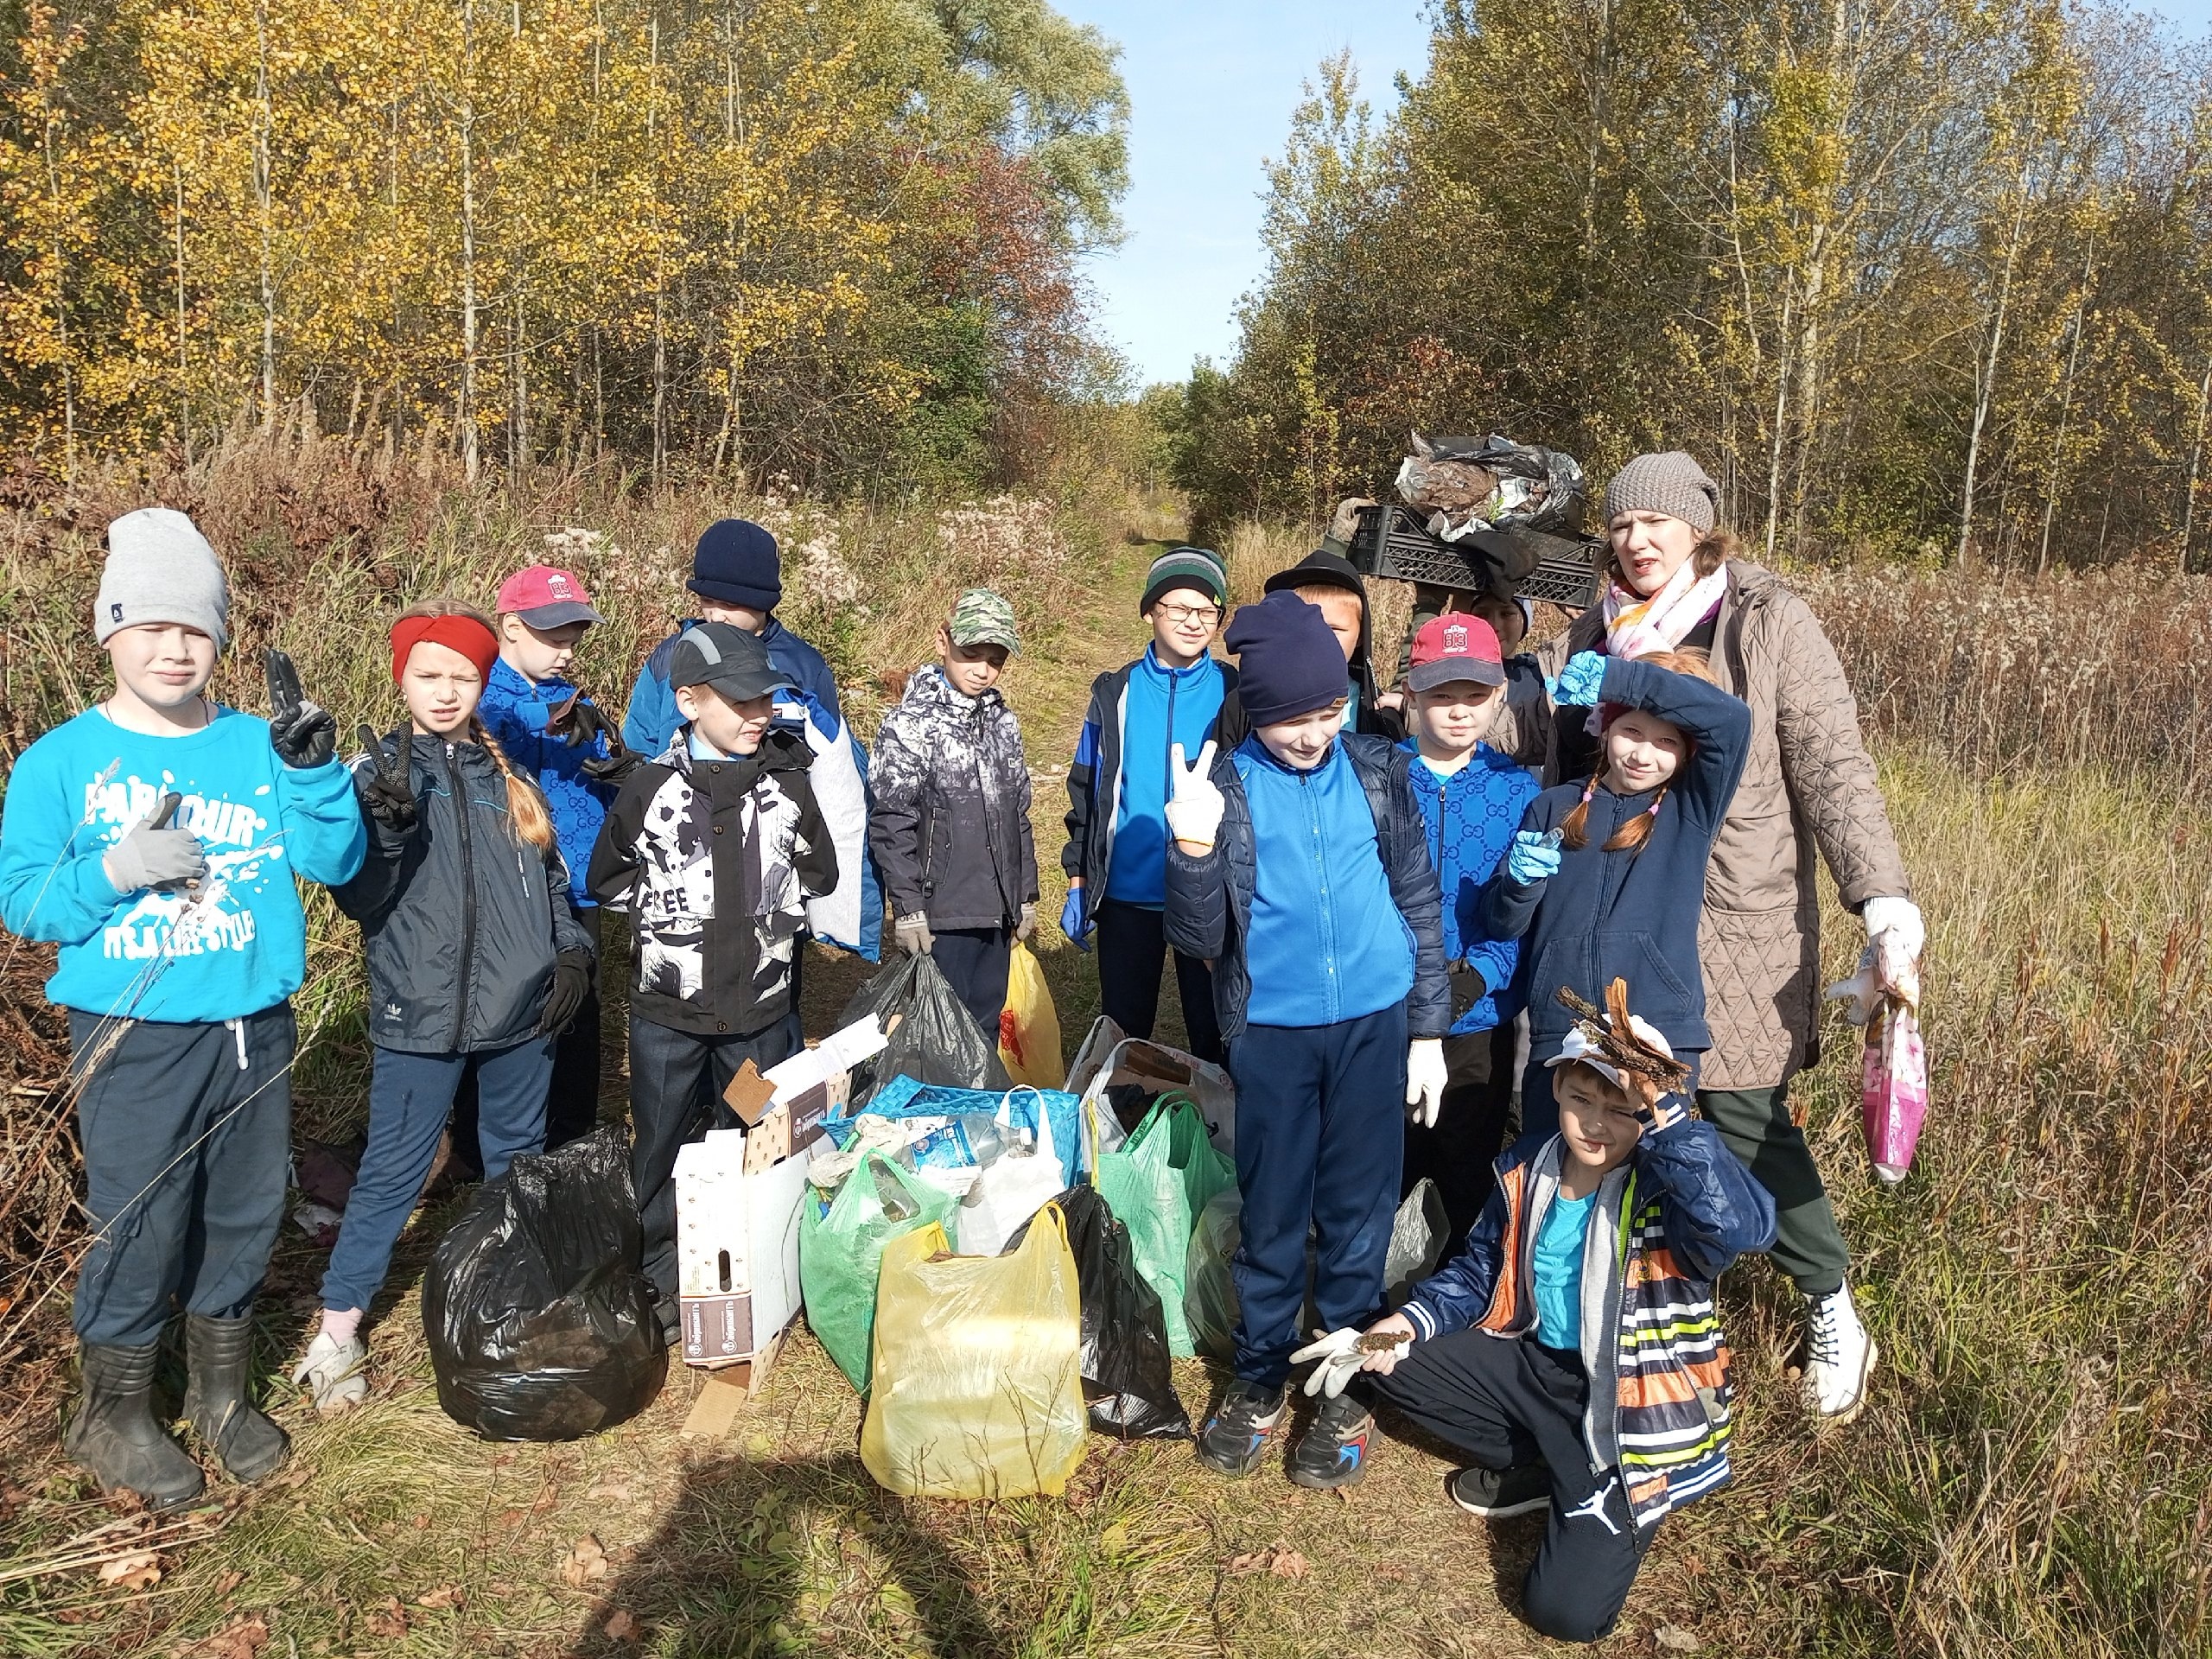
1801;1284;1877;1421
292;1331;369;1414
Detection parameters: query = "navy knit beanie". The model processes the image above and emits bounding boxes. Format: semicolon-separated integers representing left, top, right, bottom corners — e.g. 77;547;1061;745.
689;518;782;610
1225;591;1351;725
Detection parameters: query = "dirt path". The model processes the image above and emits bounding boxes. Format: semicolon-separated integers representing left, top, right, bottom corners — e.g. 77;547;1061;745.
5;541;1734;1658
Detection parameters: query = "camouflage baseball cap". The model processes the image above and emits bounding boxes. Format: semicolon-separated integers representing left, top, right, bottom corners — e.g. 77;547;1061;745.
948;587;1020;654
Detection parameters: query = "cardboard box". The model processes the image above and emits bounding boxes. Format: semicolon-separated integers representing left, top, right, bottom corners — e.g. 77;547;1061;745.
672;1128;815;1369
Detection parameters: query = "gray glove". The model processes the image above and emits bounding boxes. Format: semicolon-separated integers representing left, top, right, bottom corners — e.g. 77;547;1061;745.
894;913;934;956
104;794;206;895
1016;902;1037;943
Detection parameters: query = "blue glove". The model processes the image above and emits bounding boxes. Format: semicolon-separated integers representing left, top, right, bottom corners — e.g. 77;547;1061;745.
1059;885;1090;950
1548;651;1609;709
1506;829;1563;884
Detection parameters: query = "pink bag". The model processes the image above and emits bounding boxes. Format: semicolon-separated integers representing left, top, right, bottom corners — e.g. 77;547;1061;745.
1827;935;1929;1183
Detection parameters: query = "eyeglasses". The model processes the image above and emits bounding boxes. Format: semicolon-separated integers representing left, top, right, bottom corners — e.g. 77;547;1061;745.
1156;602;1222;626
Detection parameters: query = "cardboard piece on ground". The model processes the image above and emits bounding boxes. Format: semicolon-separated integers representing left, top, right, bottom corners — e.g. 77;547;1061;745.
677;1327;787;1439
673;1130;814;1369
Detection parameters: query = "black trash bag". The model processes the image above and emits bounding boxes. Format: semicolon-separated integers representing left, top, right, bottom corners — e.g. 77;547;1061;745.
1420;433;1588;536
423;1128;666;1441
1012;1186;1190;1440
840;951;1011;1105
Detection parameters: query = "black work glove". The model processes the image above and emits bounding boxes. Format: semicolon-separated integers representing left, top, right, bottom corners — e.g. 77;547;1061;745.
537;949;594;1035
547;692;610;750
1448;962;1487;1012
356;724;419;833
266;649;338;769
580;722;639;786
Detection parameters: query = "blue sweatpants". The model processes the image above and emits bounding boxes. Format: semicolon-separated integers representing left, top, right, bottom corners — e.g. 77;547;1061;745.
321;1037;553;1314
1226;1001;1408;1389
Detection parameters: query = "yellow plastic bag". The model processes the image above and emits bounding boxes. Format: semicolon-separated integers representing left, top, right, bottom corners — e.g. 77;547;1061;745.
997;941;1064;1089
859;1201;1086;1498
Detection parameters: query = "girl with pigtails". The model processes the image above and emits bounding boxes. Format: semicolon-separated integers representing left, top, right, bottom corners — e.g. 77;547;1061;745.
295;600;594;1410
1484;645;1751;1139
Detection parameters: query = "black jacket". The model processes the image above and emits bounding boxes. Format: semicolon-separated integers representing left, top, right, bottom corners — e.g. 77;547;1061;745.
869;666;1039;931
335;732;591;1056
1222;548;1404;746
1165;732;1450;1045
588;729;836;1038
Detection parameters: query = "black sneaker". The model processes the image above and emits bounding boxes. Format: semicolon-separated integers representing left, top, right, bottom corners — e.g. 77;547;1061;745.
1287;1394;1373;1490
1447;1463;1550;1518
1195;1381;1287;1478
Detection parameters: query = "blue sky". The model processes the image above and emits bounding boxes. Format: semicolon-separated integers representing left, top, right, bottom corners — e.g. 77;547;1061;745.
1061;0;2212;389
1054;0;1434;388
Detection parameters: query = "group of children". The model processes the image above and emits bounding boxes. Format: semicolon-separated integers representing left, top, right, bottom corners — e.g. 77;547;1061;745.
3;451;1858;1642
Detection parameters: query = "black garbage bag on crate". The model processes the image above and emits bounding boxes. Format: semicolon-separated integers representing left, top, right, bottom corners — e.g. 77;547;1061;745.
839;951;1011;1105
1012;1185;1190;1440
423;1128;666;1441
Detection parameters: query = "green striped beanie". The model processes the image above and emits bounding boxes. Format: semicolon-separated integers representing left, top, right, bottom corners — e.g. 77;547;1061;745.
1141;545;1228;614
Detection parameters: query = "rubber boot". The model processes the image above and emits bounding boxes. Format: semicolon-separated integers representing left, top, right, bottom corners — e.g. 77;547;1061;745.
182;1313;290;1483
64;1342;206;1510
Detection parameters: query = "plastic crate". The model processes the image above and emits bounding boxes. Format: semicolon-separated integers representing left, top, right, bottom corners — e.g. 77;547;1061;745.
1349;505;1604;611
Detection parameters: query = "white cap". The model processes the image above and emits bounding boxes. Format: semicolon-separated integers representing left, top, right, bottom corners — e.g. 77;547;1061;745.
1546;1013;1675;1095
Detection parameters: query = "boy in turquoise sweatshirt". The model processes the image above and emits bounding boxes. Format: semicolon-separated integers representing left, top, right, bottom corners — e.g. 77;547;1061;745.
0;510;365;1509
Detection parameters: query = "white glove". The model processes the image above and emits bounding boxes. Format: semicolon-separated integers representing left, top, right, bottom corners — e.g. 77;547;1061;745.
1861;895;1923;962
1405;1038;1446;1128
1288;1326;1367;1398
1824;944;1883;1027
1162;741;1224;850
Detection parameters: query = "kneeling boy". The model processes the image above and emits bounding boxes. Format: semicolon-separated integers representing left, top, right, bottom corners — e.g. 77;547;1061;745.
1329;1005;1775;1643
1164;589;1451;1488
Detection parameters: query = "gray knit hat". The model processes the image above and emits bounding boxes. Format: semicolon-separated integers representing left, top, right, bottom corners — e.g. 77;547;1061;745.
1141;545;1228;614
96;508;231;649
1600;452;1719;537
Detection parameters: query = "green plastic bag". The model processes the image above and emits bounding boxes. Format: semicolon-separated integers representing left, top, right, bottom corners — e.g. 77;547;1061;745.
799;1153;955;1394
1092;1092;1234;1357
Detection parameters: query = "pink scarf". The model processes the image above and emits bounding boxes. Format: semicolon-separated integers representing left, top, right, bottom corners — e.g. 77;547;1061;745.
1587;557;1729;732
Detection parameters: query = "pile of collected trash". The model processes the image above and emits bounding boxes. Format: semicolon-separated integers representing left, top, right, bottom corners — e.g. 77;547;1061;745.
1395;431;1587;543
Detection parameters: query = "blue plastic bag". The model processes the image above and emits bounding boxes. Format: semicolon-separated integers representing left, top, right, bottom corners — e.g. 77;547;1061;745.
823;1078;1088;1188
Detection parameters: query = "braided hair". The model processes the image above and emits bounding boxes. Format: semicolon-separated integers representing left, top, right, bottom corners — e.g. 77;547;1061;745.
1558;647;1718;856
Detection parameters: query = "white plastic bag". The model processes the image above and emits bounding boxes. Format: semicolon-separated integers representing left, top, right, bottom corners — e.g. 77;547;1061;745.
955;1090;1066;1256
1063;1019;1236;1158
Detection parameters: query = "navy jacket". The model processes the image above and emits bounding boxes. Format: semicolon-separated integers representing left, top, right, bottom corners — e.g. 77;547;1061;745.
1485;658;1750;1053
1165;732;1450;1044
621;615;841;757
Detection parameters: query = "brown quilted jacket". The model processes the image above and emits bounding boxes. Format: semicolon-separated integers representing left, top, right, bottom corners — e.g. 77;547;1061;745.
1548;561;1910;1090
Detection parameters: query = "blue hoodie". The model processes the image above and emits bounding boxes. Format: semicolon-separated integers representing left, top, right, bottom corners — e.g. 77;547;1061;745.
1400;740;1540;1034
1105;646;1228;906
476;656;615;908
0;707;365;1021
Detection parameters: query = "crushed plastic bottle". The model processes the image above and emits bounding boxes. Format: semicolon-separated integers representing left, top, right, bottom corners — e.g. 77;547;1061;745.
898;1113;1034;1173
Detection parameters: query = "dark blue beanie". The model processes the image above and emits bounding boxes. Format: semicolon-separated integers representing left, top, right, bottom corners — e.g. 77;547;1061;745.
688;518;782;610
1225;591;1351;725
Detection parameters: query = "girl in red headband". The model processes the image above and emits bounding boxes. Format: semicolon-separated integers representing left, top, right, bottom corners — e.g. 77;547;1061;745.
296;599;596;1413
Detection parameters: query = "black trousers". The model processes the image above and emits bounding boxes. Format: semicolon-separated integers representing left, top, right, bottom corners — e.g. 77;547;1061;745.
1402;1022;1517;1246
627;1009;802;1297
1369;1331;1654;1644
453;903;603;1173
1094;897;1224;1063
931;926;1013;1041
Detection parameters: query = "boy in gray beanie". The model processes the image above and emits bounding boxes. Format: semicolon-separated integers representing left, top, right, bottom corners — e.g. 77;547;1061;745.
0;508;365;1508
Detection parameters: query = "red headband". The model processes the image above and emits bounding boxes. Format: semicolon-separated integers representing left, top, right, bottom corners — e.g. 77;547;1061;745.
391;613;499;686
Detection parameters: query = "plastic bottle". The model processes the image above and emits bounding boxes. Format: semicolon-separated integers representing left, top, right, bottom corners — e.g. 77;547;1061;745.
899;1114;1034;1172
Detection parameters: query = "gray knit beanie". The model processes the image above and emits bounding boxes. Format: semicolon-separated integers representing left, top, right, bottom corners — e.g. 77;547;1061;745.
95;508;231;649
1600;452;1719;537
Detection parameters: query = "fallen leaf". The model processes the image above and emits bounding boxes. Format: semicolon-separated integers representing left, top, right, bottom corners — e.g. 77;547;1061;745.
498;1507;527;1528
364;1597;408;1638
1096;1520;1130;1560
213;1570;245;1597
1227;1541;1307;1580
189;1615;270;1659
416;1585;465;1610
1375;1561;1408;1581
98;1550;162;1590
1269;1549;1309;1580
602;1607;638;1642
410;1513;431;1530
1654;1623;1705;1653
560;1535;609;1588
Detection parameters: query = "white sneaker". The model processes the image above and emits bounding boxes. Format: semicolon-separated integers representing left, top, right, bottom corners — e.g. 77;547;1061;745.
292;1331;369;1414
1801;1285;1877;1421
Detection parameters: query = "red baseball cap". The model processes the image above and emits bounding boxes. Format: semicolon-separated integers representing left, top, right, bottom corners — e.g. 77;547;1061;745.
1408;612;1504;692
495;564;603;629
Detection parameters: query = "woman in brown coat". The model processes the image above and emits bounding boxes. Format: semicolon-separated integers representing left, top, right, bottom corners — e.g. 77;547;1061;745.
1548;451;1922;1424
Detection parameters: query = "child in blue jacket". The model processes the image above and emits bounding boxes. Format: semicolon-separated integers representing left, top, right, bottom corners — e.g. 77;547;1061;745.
1164;590;1451;1491
1398;613;1540;1243
1060;545;1236;1060
477;563;631;1147
1307;1001;1776;1644
1485;649;1751;1131
0;510;365;1508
